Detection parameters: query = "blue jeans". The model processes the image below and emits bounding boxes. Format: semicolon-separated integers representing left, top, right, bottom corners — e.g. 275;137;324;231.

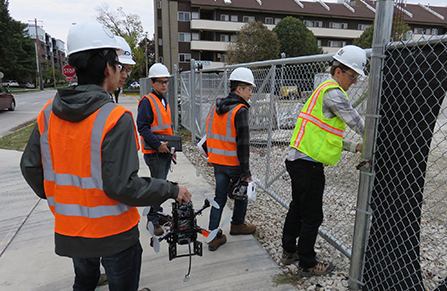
144;153;172;224
72;242;142;291
282;159;325;269
209;164;248;230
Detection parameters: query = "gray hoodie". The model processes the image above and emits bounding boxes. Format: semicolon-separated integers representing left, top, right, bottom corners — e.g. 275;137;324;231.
20;85;179;258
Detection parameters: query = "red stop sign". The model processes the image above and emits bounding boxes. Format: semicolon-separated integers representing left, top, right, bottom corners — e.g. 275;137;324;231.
62;64;76;78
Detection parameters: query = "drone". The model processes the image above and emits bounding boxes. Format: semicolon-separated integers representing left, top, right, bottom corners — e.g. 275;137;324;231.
144;190;230;282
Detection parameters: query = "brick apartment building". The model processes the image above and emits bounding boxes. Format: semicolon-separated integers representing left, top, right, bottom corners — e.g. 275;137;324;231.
154;0;447;72
25;25;66;77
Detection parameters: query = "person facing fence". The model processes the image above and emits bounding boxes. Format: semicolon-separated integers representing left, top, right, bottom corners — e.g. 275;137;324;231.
205;67;257;251
281;45;366;277
19;21;191;291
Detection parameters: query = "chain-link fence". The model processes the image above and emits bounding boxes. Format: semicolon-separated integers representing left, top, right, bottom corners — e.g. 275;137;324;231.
179;52;371;267
178;4;447;291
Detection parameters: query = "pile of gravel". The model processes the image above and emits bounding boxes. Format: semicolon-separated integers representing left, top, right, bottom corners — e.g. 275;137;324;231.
182;141;351;290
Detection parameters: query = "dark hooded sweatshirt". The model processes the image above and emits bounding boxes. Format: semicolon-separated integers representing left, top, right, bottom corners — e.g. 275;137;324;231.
20;85;179;258
213;92;251;179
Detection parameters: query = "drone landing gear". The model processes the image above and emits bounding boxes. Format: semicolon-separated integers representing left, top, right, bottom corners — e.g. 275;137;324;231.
168;239;203;281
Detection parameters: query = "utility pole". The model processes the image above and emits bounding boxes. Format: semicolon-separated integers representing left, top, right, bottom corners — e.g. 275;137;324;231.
50;40;56;88
30;18;44;90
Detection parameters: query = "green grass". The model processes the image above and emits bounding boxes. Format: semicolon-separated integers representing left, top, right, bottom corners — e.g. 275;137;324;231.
0;122;35;151
272;271;302;286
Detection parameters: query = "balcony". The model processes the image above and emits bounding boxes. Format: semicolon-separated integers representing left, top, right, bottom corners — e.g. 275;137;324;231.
191;40;231;52
191;19;275;32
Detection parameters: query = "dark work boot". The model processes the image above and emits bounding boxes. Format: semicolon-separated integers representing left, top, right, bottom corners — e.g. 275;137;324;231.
208;230;227;251
230;222;256;235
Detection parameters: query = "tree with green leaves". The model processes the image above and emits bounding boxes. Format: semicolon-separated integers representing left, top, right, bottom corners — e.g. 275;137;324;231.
0;0;36;82
354;20;411;49
227;21;280;64
95;4;153;82
273;16;322;58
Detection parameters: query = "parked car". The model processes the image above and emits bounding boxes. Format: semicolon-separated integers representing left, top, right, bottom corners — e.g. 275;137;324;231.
25;82;35;89
2;80;19;87
0;85;16;111
129;81;140;89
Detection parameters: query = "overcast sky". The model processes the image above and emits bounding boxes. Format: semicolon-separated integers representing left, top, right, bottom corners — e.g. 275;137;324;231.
8;0;447;45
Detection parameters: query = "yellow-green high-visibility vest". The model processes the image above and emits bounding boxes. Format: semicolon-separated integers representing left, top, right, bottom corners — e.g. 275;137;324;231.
290;80;348;165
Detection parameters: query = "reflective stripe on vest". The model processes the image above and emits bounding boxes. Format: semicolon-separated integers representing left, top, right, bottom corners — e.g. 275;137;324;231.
206;103;246;165
290;81;347;165
39;101;140;237
139;93;173;154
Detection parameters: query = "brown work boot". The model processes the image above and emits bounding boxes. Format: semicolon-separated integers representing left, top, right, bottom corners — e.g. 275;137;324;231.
297;261;334;277
280;250;299;265
208;230;227;251
230;222;256;235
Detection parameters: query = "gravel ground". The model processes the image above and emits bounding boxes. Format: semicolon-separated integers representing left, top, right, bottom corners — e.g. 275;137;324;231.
182;141;351;290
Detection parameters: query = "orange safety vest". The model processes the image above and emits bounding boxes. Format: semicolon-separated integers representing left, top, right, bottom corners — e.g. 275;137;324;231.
138;93;173;154
37;101;140;238
206;103;247;166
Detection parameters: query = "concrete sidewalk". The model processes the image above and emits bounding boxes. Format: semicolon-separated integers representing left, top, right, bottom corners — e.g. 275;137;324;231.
0;97;294;291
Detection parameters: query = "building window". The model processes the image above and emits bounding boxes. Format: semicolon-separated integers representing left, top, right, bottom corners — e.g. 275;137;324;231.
158;38;162;46
178;12;191;21
304;20;314;27
179;53;191;63
414;28;423;34
230;35;237;42
275;18;281;24
158;19;162;27
329;22;348;29
265;17;273;24
243;16;255;22
432;28;438;35
328;40;346;47
220;34;229;42
358;24;371;30
315;21;323;27
192;33;199;40
221;14;229;21
157;0;161;9
192;12;199;19
179;33;191;42
231;15;238;22
317;40;321;46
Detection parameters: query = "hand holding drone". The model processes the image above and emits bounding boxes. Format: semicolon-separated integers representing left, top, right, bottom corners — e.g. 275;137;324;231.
146;191;230;282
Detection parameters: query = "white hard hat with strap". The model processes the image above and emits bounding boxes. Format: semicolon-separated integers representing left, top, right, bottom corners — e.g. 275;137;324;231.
333;45;366;77
67;22;124;56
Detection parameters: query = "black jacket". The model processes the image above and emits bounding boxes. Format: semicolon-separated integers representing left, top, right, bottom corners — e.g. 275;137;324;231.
20;84;179;258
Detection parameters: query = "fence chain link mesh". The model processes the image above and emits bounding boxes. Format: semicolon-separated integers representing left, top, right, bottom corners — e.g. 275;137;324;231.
179;35;446;291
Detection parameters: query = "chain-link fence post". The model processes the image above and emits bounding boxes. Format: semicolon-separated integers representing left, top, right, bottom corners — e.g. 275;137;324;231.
173;64;179;132
348;0;394;289
190;59;196;141
264;66;276;187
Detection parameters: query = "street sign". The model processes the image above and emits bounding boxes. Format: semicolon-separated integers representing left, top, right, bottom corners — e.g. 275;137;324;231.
66;77;74;81
62;65;76;78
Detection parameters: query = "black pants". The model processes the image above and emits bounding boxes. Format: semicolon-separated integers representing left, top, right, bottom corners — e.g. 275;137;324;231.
282;159;325;268
114;87;121;103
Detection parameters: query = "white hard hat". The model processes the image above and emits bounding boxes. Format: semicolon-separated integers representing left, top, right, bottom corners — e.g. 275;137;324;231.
116;36;136;65
333;45;366;77
229;67;256;87
67;22;124;56
148;63;171;78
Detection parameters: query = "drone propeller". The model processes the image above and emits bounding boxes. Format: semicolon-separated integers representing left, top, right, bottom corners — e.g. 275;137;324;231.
147;221;160;253
142;206;151;217
206;215;231;243
197;190;220;209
